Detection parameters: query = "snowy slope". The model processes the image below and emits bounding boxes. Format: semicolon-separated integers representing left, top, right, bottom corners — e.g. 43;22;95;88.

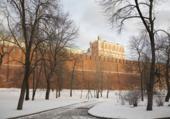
88;98;170;119
0;88;90;119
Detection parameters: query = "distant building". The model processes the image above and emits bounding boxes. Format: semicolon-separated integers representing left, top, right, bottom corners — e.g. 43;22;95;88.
89;36;125;59
66;47;83;54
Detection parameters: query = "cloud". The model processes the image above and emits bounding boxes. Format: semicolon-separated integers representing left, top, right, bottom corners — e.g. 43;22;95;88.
61;0;170;58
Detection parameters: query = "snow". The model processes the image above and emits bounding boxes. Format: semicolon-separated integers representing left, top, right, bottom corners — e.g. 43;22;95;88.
89;96;170;119
1;88;170;119
0;88;93;119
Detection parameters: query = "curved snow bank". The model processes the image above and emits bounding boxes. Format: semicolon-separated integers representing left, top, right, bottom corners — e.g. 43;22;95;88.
0;89;89;119
88;101;170;119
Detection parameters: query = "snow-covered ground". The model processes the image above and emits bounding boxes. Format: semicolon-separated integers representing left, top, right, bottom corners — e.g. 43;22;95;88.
89;93;170;119
1;88;170;119
0;88;99;119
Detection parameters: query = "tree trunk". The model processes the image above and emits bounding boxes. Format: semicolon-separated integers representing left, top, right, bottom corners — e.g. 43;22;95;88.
138;55;144;101
86;82;92;99
80;89;83;99
165;58;170;102
32;67;41;101
58;89;61;97
70;60;76;97
146;60;155;111
58;80;61;97
106;89;109;98
32;90;36;101
56;88;58;98
147;87;154;111
45;79;50;100
25;80;29;100
17;80;26;110
146;0;155;109
146;33;155;111
141;74;144;101
56;87;61;98
56;76;62;98
70;76;73;97
96;89;99;98
17;58;30;110
134;0;155;111
32;74;36;101
165;89;170;102
100;90;103;97
32;69;35;101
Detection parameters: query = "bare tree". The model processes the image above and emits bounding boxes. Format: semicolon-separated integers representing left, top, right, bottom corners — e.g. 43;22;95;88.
55;51;68;98
55;63;64;98
100;0;162;110
95;56;103;98
86;81;93;99
5;0;63;110
69;54;80;97
154;30;170;101
163;38;170;102
105;74;112;98
41;13;77;100
31;60;43;100
80;55;84;98
130;33;148;101
0;23;14;66
156;35;170;101
70;59;76;97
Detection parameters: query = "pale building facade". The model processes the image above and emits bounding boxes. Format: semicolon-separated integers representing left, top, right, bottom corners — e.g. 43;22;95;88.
89;37;125;59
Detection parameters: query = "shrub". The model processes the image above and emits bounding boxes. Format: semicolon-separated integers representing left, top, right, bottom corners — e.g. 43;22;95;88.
117;91;140;107
124;90;140;107
120;93;125;105
117;92;126;105
155;95;164;106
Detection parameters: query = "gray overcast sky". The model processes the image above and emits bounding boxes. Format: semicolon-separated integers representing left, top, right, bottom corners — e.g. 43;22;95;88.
1;0;170;58
61;0;170;59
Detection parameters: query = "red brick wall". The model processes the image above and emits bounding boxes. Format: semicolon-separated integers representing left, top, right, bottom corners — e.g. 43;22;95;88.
0;46;150;89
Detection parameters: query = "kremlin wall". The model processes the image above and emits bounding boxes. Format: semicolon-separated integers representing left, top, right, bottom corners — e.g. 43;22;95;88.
0;37;153;89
